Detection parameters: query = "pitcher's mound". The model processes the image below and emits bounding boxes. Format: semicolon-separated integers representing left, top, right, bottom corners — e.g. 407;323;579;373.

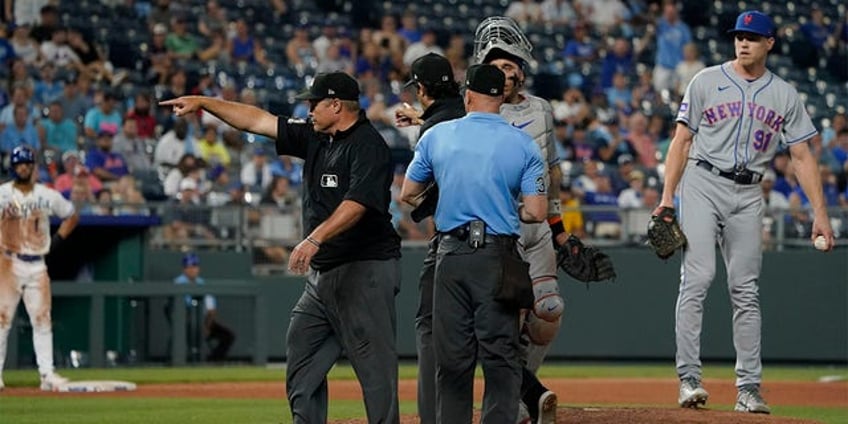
333;407;822;424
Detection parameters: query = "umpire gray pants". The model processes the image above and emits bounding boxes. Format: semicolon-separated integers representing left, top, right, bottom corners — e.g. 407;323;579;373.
434;235;522;424
416;236;438;424
286;259;400;424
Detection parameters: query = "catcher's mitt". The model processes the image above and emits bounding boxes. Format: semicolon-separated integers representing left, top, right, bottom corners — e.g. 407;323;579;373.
556;235;617;282
647;206;687;259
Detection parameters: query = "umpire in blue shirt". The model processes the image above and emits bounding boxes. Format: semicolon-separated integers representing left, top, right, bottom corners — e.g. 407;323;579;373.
401;64;547;423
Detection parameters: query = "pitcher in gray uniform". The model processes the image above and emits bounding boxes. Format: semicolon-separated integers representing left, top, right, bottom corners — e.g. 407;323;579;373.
474;16;563;423
657;10;835;414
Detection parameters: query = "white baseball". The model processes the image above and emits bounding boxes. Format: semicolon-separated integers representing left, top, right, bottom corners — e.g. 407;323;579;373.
814;236;827;251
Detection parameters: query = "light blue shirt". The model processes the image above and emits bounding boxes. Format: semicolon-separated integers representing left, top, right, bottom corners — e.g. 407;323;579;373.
173;274;217;312
0;123;40;153
42;118;79;152
406;112;546;236
656;18;692;70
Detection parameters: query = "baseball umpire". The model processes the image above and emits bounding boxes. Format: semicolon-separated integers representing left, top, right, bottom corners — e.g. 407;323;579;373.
395;52;465;424
161;72;402;423
652;10;835;414
401;64;547;423
0;145;79;391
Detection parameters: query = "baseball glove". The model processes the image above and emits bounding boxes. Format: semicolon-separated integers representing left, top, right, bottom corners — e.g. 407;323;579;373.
556;235;617;282
647;206;687;259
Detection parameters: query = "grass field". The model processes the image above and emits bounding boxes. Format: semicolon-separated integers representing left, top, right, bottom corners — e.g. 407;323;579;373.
1;363;846;424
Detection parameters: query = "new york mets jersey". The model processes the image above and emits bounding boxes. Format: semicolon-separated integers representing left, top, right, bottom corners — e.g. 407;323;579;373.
0;183;75;255
676;62;817;174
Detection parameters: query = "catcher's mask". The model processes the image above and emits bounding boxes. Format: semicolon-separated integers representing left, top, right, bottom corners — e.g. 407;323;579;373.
473;16;534;69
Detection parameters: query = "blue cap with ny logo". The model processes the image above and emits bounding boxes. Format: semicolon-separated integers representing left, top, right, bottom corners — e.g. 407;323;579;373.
728;11;775;38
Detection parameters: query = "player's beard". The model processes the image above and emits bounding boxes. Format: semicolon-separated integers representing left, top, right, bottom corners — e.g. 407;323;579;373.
14;165;34;184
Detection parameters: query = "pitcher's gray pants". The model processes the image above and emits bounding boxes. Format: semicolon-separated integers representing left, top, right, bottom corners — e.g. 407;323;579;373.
676;162;764;387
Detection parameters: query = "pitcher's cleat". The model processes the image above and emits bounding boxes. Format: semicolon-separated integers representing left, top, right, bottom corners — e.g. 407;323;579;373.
678;377;709;408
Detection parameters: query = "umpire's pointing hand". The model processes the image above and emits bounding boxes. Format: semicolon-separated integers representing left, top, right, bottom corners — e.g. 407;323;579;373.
159;96;205;117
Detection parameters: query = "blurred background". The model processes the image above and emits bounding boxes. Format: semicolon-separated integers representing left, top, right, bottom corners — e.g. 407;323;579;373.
1;0;845;368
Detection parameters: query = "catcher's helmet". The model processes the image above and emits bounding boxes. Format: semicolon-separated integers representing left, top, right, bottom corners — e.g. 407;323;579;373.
472;16;534;67
10;145;35;166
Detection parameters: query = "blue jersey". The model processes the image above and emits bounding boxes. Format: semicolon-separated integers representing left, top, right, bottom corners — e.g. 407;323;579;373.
406;112;546;236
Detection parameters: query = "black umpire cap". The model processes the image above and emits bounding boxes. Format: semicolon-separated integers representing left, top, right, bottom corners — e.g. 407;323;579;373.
295;72;360;101
464;64;505;97
404;53;453;88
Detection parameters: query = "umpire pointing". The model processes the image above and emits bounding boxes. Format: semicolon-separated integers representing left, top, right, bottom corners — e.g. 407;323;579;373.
401;64;547;423
161;72;402;423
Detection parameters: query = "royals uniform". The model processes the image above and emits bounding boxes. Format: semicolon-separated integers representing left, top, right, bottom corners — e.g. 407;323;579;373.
0;182;75;384
500;93;563;371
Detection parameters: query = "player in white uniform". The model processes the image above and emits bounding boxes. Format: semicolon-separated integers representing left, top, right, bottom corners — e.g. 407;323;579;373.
0;146;79;391
474;16;564;424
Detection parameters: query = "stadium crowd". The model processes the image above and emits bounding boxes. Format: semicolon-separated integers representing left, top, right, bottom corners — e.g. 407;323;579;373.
0;0;846;260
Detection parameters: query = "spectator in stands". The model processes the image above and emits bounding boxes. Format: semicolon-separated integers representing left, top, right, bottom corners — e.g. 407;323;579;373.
771;150;796;198
402;27;443;67
164;177;217;243
41;101;78;154
563;22;597;67
240;147;273;192
648;1;691;94
605;72;632;112
33;62;63;108
675;43;704;97
285;25;316;75
600;38;634;90
205;164;231;207
315;42;354;75
761;169;789;212
29;4;59;43
444;33;468;83
822;112;845;148
162;69;189;102
592;115;631;165
9;25;40;66
172;252;236;362
163;153;200;197
113;116;154;174
540;0;577;26
356;40;392;81
0;84;38;130
143;23;172;85
165;15;199;61
373;14;407;58
270;155;304;190
624;111;658;168
113;178;149;216
58;74;92;124
559;183;585;238
7;58;34;96
40;27;81;71
198;0;228;38
261;175;298;208
0;25;17;67
609;153;635;194
800;6;833;53
505;0;543;26
67;27;125;86
313;21;339;63
86;129;130;183
5;0;50;27
91;188;114;216
574;158;601;193
582;175;621;238
196;29;229;64
617;169;647;208
809;133;842;174
229;18;270;68
155;118;195;173
83;90;122;139
53;151;103;198
0;104;40;154
553;87;590;126
831;129;848;170
196;125;231;167
69;179;97;214
126;91;157;139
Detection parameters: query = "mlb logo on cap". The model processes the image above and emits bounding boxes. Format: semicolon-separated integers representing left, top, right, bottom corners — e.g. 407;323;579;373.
728;10;775;38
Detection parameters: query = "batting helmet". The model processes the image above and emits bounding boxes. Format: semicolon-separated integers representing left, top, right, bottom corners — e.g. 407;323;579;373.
182;252;200;267
10;145;35;166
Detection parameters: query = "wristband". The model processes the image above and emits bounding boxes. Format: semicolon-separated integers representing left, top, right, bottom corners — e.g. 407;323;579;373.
305;237;321;248
548;216;565;239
